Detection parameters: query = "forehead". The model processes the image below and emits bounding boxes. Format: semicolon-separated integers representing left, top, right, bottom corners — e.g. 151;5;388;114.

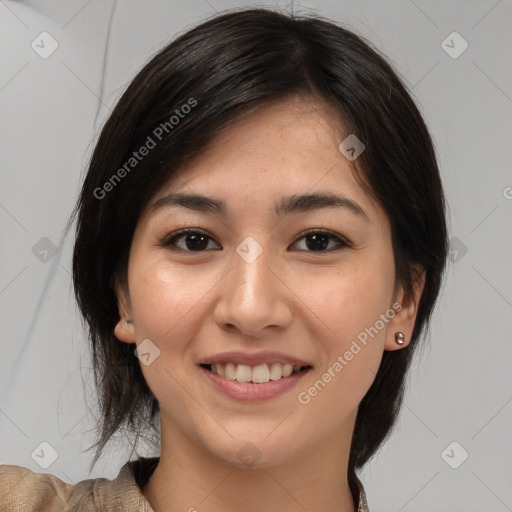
144;97;384;223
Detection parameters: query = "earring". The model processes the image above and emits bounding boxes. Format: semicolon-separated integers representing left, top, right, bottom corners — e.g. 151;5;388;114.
395;332;405;345
123;322;128;329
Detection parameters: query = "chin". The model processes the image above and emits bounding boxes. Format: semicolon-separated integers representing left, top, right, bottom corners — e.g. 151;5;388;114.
201;430;305;471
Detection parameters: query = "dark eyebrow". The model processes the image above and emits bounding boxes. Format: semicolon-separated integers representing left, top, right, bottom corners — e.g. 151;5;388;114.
151;191;369;221
276;192;369;221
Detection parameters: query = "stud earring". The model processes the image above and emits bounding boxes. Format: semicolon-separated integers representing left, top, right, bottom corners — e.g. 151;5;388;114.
395;332;405;345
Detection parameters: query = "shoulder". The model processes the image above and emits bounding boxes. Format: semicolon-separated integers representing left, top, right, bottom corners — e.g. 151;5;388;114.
0;458;157;512
0;464;80;511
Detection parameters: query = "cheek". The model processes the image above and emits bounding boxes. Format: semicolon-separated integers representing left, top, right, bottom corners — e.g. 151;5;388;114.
127;258;211;410
296;259;394;348
293;259;394;411
294;299;388;431
128;256;217;342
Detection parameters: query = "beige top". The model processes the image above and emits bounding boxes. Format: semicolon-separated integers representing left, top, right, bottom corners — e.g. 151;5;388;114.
0;456;369;511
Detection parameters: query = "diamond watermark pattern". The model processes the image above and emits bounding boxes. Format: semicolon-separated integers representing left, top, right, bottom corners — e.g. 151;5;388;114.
441;32;468;59
134;339;161;366
441;441;469;469
236;236;263;263
31;441;59;469
448;236;468;263
31;32;59;59
237;442;263;467
338;134;365;161
32;237;58;263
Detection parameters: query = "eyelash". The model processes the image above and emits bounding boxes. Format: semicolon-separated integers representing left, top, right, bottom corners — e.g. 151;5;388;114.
159;228;351;254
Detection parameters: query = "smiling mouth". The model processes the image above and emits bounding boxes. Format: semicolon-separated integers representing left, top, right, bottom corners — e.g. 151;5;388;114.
200;363;312;384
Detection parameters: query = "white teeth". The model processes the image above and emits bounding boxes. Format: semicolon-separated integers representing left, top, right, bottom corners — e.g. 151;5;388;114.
251;364;270;384
282;364;293;377
269;363;283;381
224;363;236;380
209;362;306;383
234;364;252;382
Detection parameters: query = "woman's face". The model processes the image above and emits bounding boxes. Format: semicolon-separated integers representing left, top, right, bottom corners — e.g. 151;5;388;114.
115;97;420;469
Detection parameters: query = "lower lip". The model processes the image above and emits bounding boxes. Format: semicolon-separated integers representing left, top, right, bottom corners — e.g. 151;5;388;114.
199;365;312;402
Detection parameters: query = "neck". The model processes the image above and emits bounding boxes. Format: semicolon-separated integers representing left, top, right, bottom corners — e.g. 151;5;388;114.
143;415;358;512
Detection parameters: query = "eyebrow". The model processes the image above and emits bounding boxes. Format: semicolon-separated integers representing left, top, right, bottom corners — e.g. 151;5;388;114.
151;191;369;221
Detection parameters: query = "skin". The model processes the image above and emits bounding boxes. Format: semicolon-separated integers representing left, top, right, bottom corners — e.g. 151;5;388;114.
114;96;424;512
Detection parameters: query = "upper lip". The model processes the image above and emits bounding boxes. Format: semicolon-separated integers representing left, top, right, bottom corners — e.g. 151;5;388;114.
199;350;313;367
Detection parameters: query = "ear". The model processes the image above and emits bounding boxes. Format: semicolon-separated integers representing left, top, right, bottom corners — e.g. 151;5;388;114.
113;277;136;344
384;265;426;351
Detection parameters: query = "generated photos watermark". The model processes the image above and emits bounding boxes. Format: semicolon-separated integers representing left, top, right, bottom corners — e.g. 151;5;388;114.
297;302;402;405
93;97;198;200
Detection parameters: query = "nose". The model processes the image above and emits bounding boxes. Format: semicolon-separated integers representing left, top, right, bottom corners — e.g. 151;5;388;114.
213;239;293;337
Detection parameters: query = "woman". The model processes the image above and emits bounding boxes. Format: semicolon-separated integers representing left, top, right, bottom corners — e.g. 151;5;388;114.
0;7;448;511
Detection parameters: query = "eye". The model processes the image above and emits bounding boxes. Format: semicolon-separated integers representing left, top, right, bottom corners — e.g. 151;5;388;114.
291;230;350;252
161;229;220;252
160;228;350;253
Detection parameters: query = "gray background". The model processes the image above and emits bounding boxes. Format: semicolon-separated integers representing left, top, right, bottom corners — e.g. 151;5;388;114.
1;1;511;510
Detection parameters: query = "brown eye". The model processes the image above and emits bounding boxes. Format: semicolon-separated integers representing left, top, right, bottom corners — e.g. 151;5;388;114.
161;229;350;254
292;230;350;252
162;230;220;252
